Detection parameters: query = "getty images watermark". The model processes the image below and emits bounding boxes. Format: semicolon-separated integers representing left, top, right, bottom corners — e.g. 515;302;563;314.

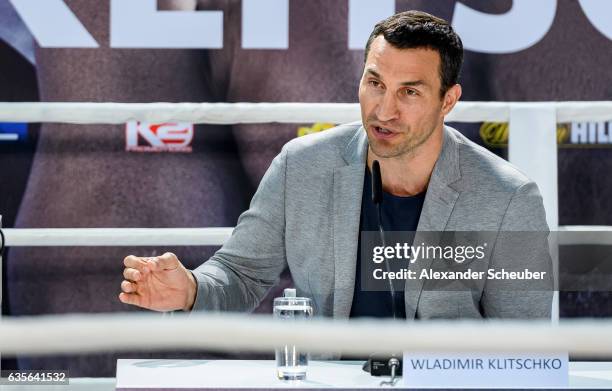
360;231;555;292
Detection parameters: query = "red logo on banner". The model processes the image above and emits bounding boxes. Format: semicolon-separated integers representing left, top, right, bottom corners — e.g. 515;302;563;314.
126;122;193;153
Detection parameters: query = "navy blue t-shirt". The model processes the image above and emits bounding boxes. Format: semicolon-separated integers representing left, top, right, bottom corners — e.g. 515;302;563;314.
349;168;426;319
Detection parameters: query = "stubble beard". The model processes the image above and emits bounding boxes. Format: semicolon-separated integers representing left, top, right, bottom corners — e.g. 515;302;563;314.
368;122;437;160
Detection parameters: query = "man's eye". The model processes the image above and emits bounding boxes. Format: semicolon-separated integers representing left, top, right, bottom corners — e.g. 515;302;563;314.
368;80;381;88
403;88;417;96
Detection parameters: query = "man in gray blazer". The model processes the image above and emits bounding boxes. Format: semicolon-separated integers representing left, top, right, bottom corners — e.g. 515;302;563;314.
120;11;553;320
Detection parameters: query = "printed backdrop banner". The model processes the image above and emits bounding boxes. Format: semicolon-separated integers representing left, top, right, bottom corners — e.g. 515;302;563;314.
1;0;611;376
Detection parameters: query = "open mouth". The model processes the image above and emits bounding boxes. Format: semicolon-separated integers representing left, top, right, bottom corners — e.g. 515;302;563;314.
372;125;396;138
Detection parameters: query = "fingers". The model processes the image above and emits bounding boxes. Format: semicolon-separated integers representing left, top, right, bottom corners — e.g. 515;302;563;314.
120;254;162;309
147;252;179;271
118;292;142;307
121;280;137;293
124;253;179;273
120;252;179;308
123;267;143;282
123;255;148;271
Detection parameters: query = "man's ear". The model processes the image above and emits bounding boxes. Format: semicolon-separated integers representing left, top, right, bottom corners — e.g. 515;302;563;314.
441;84;462;116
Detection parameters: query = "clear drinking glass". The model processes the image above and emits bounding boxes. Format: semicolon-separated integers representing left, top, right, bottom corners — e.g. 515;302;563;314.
273;289;313;380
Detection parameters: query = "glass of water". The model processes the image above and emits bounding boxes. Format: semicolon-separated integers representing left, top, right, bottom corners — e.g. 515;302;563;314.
273;289;313;381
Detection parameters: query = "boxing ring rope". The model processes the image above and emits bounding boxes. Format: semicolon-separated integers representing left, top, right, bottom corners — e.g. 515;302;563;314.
2;313;612;357
1;101;612;124
1;228;233;246
1;101;612;357
0;226;610;247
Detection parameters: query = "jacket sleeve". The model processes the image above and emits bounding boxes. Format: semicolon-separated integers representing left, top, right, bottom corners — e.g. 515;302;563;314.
190;146;289;312
481;181;554;319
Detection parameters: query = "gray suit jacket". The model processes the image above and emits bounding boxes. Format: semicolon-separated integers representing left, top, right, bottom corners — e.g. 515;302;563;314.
192;123;553;319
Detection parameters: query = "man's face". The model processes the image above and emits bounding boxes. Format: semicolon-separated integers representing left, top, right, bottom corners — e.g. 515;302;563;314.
359;36;449;159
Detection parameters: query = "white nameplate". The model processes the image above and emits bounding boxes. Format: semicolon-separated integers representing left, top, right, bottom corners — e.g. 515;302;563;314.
402;352;568;388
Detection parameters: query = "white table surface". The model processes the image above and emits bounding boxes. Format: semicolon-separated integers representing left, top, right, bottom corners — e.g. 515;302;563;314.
3;360;612;390
115;359;612;390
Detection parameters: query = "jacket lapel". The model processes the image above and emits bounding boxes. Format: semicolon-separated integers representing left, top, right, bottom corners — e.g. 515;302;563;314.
332;127;367;319
330;125;463;319
404;126;462;318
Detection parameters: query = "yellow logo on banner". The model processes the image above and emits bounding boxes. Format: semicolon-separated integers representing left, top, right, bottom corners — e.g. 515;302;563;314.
297;123;336;137
480;123;570;148
479;122;509;147
558;124;570;144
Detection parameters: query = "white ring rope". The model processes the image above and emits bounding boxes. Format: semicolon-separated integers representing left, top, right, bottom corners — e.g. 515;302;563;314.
2;226;611;246
558;226;612;245
1;313;612;357
1;228;233;246
0;102;361;125
0;101;611;124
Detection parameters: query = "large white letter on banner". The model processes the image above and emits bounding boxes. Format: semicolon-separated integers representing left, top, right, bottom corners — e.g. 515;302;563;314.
578;0;612;40
348;0;395;50
242;0;289;49
452;0;557;53
9;0;98;47
110;0;222;48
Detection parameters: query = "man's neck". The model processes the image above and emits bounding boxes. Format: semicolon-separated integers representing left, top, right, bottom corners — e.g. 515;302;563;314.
367;127;444;197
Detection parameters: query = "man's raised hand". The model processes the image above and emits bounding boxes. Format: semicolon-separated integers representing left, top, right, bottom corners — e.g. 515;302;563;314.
119;252;197;312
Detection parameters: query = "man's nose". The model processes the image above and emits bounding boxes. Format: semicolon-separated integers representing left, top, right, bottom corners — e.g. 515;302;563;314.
375;91;400;122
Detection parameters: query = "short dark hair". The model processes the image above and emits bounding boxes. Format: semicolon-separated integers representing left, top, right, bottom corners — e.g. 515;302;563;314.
364;10;463;96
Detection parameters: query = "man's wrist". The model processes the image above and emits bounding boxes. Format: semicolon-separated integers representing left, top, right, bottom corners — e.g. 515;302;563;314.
183;270;197;312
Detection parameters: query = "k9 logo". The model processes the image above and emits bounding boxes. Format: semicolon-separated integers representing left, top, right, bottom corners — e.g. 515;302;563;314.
125;122;193;153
